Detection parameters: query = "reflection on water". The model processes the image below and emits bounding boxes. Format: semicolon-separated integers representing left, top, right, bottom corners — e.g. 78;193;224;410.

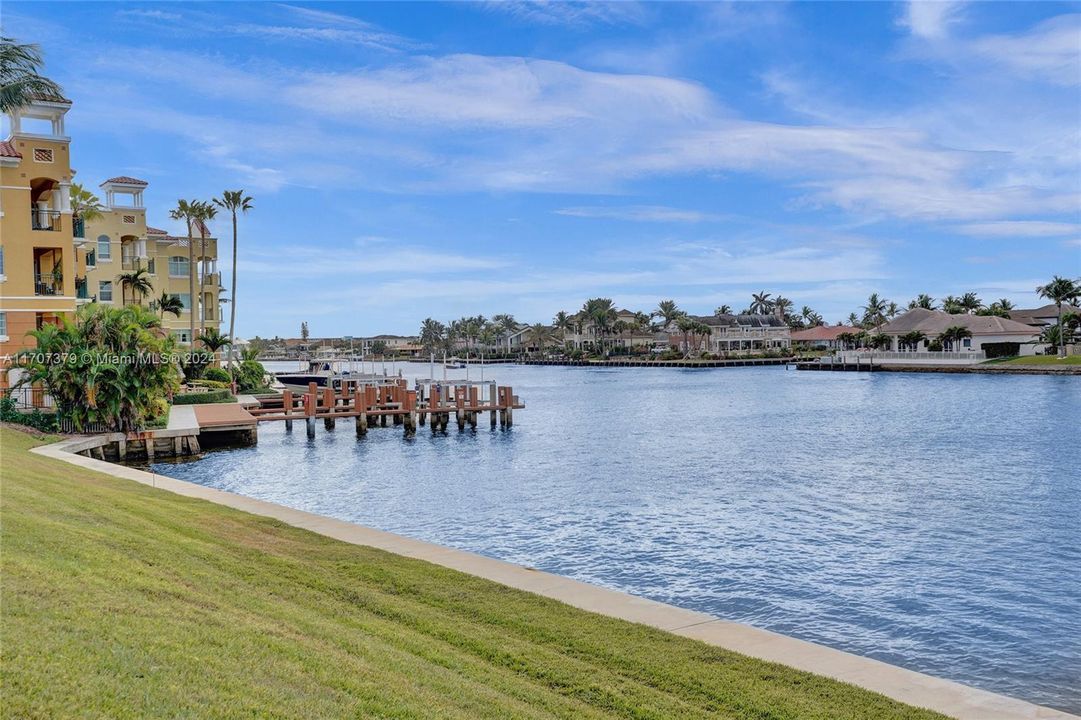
156;365;1081;712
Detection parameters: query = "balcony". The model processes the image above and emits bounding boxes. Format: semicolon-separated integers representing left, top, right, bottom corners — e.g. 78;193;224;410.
199;271;221;286
75;277;95;303
32;209;61;232
73;217;85;239
34;273;62;296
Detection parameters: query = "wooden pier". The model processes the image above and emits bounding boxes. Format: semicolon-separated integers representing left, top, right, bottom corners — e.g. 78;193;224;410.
249;379;524;438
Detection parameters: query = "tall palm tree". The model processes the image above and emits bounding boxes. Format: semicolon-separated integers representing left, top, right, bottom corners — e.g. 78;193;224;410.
941;295;964;314
899;330;927;351
861;293;889;333
773;296;793;320
1036;276;1081;358
960;292;983;314
419;318;445;355
526;323;552;357
909;293;936;310
553;310;573;346
0;37;64;113
749;291;773;315
939;325;973;352
116;264;153;306
714;304;732;316
190;201;218;335
212;190;253;361
583;298;616;355
654;299;683;329
154;290;183;319
170;199;199;345
847;312;860;327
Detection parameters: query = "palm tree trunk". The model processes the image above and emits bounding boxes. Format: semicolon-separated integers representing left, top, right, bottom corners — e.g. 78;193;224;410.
228;211;238;371
187;220;195;346
1058;302;1065;358
199;233;207;336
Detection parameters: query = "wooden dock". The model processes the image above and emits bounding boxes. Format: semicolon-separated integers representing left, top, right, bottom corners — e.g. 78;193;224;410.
249;379;524;438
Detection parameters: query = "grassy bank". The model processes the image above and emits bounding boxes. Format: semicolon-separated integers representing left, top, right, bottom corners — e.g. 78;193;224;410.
985;355;1081;366
1;428;944;719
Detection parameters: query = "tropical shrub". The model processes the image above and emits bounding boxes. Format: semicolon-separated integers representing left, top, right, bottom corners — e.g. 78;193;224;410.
180;350;214;380
234;359;268;393
173;388;235;405
0;395;58;432
13;304;180;432
982;342;1021;359
203;367;232;383
187;379;230;389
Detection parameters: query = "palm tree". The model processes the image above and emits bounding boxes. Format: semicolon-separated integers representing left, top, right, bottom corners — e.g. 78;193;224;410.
886;301;901;319
490;313;517;353
899;330;927;351
553;310;573;346
525;323;552;357
960;292;983;314
749;291;773;315
583;298;616;355
170;199;199;345
939;325;973;352
714;304;732;316
861;293;889;333
419;318;445;355
190;201;218;334
154;290;183;319
654;299;683;329
0;37;64;113
940;295;964;314
116;264;153;306
908;294;936;310
69;183;104;238
847;312;861;328
774;296;793;320
212;190;253;362
1037;276;1080;358
197;327;229;365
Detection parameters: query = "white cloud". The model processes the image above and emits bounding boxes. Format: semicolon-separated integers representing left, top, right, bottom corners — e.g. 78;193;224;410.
481;1;649;28
958;221;1081;238
554;206;720;222
969;14;1081;87
900;1;964;40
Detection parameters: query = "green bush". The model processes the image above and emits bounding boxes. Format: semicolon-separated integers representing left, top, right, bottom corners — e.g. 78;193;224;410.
172;389;235;405
180;351;215;381
203;367;232;383
983;342;1020;359
0;396;58;432
234;359;268;394
188;379;230;389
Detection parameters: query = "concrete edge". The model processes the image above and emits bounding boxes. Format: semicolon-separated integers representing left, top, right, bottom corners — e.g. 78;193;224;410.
27;438;1079;720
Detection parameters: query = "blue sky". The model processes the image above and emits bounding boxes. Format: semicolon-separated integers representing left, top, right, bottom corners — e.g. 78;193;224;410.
5;1;1080;337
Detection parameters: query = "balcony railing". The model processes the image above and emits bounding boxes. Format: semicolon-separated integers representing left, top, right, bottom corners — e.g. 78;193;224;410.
73;217;85;239
34;273;62;296
32;209;61;232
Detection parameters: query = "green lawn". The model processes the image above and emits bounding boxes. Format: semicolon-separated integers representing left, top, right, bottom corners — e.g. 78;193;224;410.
984;355;1081;366
1;427;945;719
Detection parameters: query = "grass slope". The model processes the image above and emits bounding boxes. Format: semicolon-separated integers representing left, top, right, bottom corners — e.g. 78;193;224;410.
1;428;945;719
985;355;1081;366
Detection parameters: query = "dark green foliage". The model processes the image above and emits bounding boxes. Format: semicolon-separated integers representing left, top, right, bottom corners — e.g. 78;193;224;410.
982;342;1021;359
233;359;268;394
0;396;58;432
172;389;235;405
203;367;232;383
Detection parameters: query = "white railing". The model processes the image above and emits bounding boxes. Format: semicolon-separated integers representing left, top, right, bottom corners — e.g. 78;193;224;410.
827;350;986;365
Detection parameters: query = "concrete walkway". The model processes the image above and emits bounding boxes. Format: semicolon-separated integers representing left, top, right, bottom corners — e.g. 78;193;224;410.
29;439;1078;720
165;404;197;431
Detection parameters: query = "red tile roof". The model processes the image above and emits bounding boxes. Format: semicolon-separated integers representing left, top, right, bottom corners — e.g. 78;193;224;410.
102;176;148;186
791;325;861;341
0;140;22;158
146;226;169;235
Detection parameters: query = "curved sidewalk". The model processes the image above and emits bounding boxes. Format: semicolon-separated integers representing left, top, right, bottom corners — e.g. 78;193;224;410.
31;438;1078;720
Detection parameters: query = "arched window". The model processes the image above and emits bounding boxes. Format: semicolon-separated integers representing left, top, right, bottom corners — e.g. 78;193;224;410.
97;235;111;260
168;256;190;277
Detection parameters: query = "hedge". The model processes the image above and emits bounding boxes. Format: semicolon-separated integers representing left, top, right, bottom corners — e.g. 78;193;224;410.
172;389;236;405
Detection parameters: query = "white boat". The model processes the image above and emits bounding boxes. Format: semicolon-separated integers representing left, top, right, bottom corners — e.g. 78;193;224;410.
275;358;385;393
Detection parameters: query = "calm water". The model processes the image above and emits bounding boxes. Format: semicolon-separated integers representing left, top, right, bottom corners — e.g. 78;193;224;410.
154;365;1081;712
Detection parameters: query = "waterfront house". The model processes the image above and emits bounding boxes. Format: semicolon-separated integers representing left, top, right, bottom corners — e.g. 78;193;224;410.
879;308;1039;355
1009;303;1080;329
791;325;860;350
80;178;221;346
361;334;423;357
566;309;656;352
0;95;79;404
670;314;791;354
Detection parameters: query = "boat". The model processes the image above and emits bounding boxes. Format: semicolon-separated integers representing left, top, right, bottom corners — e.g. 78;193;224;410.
275;358;385;393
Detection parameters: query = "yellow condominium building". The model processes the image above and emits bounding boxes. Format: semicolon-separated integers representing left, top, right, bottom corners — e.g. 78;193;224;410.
80;178;221;345
0;95;77;369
